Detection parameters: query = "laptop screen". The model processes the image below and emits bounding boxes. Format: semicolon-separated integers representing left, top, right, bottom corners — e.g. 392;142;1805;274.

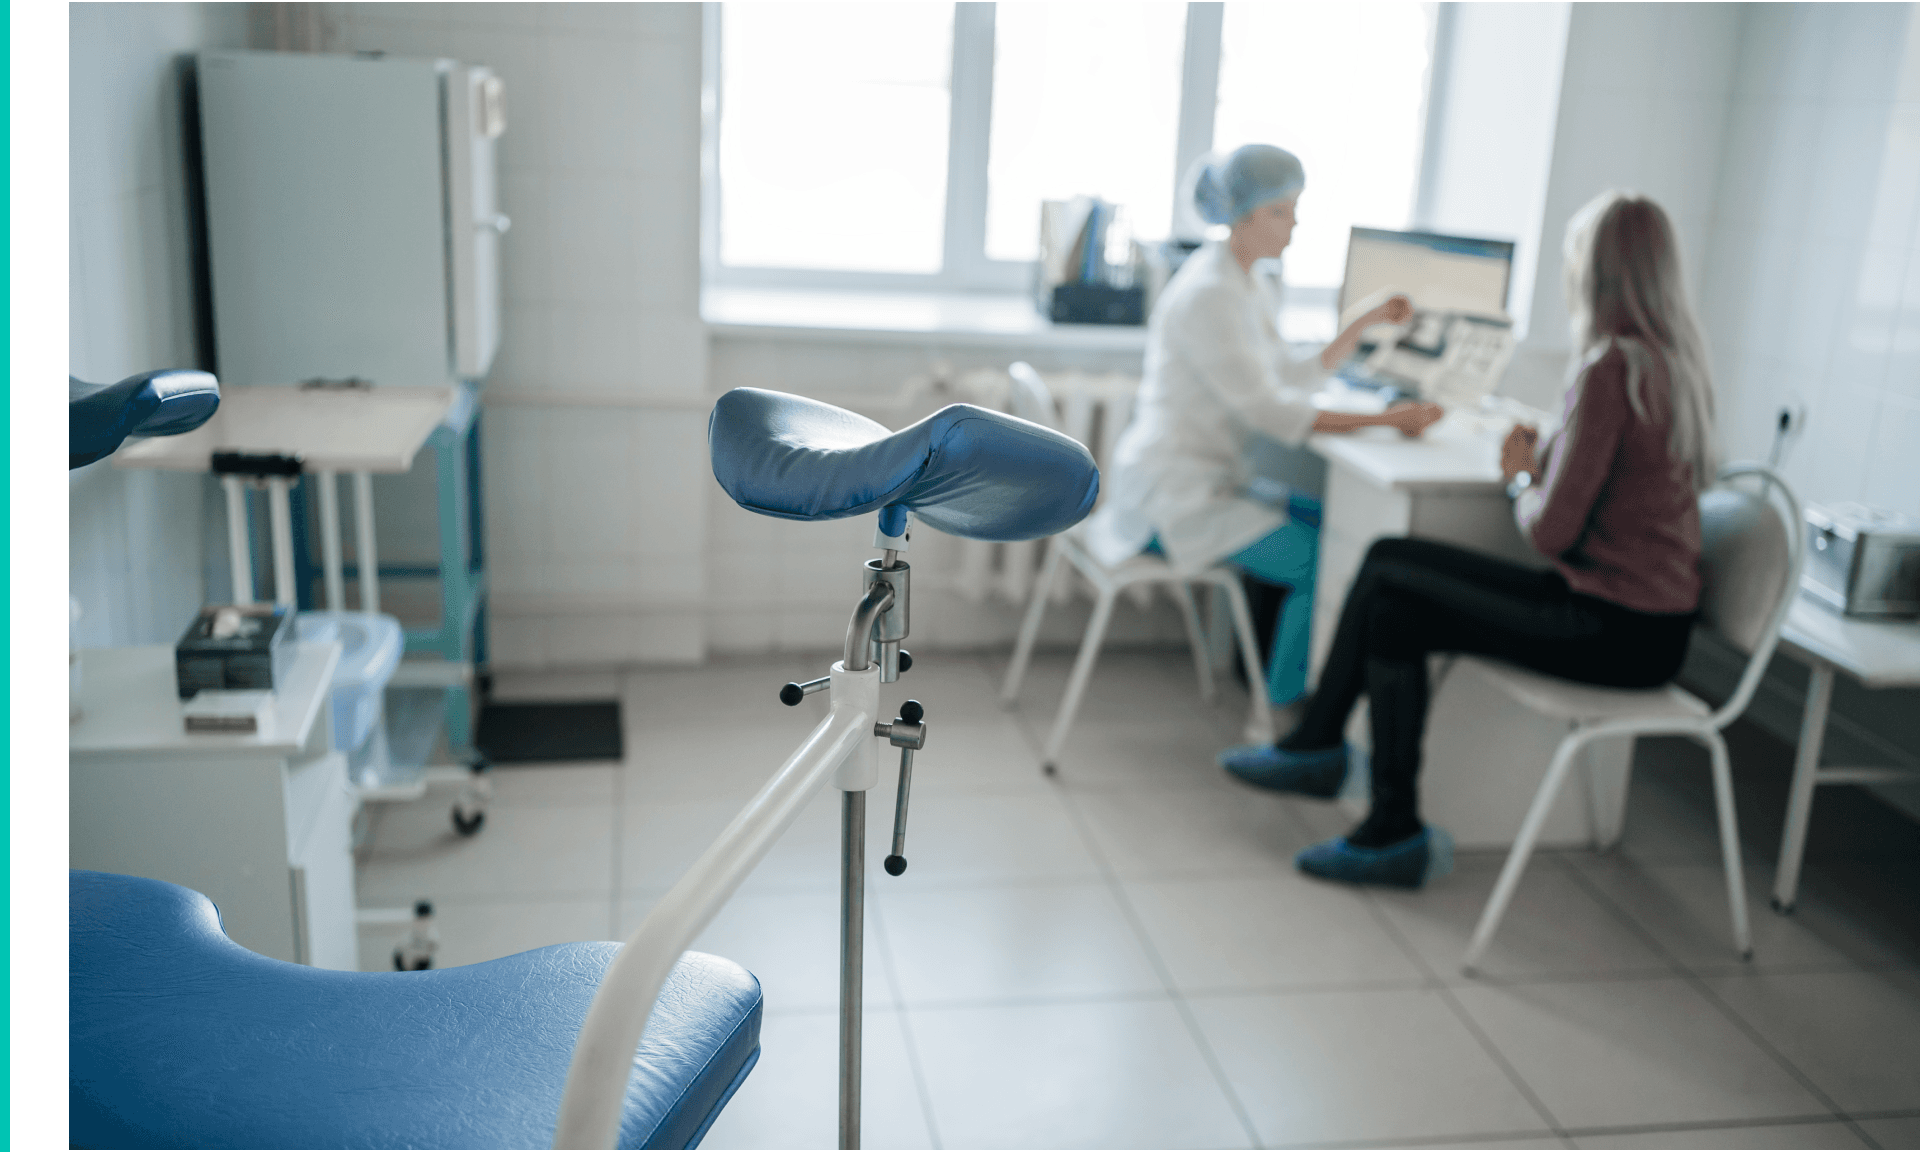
1337;227;1516;321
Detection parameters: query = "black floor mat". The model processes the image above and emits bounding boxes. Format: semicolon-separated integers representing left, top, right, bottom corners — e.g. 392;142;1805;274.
475;700;623;763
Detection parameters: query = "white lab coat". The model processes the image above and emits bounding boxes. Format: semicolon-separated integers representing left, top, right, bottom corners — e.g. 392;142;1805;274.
1083;241;1328;574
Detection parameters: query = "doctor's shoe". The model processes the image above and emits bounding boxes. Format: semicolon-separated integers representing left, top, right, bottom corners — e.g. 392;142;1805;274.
1295;825;1455;888
1218;742;1348;797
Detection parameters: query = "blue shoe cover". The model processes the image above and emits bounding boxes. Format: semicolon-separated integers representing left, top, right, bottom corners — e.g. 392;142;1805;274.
1296;826;1455;888
1217;742;1348;797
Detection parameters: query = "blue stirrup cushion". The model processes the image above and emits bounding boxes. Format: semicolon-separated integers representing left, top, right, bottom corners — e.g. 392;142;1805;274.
69;369;220;469
709;388;1099;542
69;870;761;1150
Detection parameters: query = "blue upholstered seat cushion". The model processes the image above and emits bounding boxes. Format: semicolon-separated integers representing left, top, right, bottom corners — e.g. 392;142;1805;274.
69;369;220;469
69;870;761;1150
709;388;1099;542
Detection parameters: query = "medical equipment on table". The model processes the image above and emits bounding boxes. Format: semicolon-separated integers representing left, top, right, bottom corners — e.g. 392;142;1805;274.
1336;227;1517;400
69;389;1097;1149
1801;501;1920;618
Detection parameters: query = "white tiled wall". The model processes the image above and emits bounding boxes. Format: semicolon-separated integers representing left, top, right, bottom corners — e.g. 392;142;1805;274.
319;3;710;665
1699;3;1920;518
68;3;247;647
1509;3;1745;410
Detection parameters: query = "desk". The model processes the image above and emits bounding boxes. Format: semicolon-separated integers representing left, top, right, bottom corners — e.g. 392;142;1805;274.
1770;598;1920;911
69;642;360;969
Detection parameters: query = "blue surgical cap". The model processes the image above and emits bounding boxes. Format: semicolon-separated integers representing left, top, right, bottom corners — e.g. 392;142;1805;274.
1193;144;1306;226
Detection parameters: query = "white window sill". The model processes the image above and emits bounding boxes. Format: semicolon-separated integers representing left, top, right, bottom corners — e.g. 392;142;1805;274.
702;287;1152;352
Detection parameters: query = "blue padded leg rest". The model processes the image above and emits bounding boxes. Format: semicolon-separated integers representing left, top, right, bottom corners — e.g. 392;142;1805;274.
69;870;762;1150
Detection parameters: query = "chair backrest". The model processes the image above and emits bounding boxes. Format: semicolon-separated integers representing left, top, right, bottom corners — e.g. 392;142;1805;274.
1697;463;1803;727
1007;361;1059;431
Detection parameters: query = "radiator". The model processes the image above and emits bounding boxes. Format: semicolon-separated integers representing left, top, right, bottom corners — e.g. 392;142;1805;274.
893;367;1142;607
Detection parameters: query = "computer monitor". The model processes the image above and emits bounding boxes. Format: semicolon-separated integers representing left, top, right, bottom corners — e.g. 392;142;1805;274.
1337;227;1516;321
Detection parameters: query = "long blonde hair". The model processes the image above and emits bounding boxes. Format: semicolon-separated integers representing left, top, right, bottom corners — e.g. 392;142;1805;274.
1562;190;1718;490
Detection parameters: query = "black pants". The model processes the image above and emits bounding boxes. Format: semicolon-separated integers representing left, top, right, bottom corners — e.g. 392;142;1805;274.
1285;537;1695;846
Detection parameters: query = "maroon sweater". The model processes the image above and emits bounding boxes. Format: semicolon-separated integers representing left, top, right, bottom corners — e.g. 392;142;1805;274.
1515;340;1702;615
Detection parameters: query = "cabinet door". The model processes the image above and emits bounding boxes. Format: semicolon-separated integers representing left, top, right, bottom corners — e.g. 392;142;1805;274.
71;757;299;963
287;752;360;970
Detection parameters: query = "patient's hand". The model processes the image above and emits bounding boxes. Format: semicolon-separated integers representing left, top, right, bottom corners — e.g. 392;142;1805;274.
1383;401;1444;438
1501;423;1540;479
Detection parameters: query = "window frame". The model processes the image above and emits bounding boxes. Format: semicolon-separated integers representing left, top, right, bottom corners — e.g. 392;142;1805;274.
701;1;1442;299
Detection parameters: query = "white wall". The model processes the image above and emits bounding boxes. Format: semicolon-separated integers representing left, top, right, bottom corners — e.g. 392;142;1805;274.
69;3;248;648
1699;2;1920;520
317;3;711;666
1419;2;1572;343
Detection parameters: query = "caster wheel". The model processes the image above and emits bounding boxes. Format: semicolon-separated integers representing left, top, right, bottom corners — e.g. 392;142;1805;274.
393;950;433;972
452;807;486;837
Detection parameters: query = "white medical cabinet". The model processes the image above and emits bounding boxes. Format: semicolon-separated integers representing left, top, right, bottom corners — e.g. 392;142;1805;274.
197;49;503;389
70;642;359;970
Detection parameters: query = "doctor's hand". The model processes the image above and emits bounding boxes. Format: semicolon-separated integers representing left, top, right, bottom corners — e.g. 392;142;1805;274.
1369;293;1415;327
1311;401;1444;438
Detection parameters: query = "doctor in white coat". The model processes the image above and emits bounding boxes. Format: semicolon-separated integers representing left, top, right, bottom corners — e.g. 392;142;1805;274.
1084;144;1441;704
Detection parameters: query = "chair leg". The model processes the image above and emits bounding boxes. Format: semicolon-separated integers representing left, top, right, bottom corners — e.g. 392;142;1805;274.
1217;574;1274;743
1174;582;1217;703
1042;588;1116;774
1582;735;1634;852
1705;732;1754;960
1001;540;1064;706
1464;732;1586;974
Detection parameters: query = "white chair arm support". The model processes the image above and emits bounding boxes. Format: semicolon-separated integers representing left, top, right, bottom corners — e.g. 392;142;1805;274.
552;699;875;1149
1706;464;1805;732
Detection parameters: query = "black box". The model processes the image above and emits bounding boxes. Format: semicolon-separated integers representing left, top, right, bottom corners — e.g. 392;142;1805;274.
1046;283;1146;326
176;604;295;699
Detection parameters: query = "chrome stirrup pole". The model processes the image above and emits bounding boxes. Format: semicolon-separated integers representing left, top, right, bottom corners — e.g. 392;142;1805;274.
839;788;865;1150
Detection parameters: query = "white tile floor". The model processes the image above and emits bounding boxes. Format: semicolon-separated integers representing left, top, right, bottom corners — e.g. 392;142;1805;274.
356;650;1920;1150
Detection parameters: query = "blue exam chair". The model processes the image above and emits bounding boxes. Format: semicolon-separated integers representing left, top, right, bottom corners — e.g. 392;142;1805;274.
69;870;762;1148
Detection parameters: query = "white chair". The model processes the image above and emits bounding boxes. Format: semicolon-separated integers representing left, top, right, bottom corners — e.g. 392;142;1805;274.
1460;463;1804;973
999;362;1275;775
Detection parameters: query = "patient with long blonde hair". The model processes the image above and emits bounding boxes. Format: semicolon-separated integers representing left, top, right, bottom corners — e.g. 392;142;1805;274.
1217;190;1719;888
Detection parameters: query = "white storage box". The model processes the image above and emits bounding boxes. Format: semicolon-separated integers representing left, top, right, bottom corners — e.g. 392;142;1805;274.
296;611;403;753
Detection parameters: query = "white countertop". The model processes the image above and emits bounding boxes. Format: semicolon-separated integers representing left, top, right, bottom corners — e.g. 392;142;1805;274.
703;286;1153;351
1779;595;1920;688
70;642;341;759
1309;409;1515;492
112;384;457;473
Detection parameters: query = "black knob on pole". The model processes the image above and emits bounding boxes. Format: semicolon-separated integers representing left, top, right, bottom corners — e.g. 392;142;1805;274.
899;699;924;724
883;854;907;876
779;682;804;706
897;650;913;673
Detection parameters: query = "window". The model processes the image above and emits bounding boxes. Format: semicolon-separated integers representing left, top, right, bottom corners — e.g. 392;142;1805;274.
983;3;1188;263
707;2;1436;300
717;3;955;274
1213;2;1436;291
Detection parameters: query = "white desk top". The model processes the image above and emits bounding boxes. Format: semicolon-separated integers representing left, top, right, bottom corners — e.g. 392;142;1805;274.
1779;595;1920;688
112;384;457;473
70;642;341;760
1309;410;1515;492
